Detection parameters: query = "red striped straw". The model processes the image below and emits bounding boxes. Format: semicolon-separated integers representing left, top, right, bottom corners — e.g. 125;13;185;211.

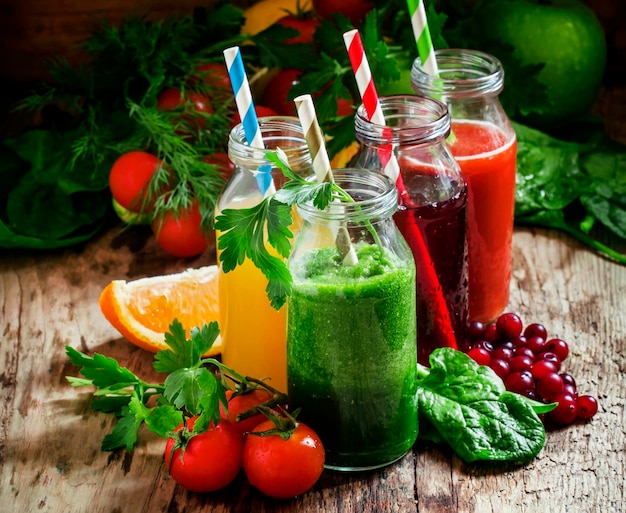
343;28;457;350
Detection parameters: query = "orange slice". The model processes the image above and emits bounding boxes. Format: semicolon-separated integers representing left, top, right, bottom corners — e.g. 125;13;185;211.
99;265;222;356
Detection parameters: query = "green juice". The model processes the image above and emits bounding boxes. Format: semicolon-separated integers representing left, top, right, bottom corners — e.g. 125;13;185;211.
287;243;418;470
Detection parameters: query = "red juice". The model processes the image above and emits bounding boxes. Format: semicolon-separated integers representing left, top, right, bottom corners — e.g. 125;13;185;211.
448;120;517;323
393;166;469;366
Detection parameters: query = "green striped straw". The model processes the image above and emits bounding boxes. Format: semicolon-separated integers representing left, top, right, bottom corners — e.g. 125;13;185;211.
407;0;438;76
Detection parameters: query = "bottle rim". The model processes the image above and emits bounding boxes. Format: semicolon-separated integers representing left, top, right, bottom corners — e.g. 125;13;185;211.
228;116;311;168
354;95;450;146
297;169;398;223
410;48;504;98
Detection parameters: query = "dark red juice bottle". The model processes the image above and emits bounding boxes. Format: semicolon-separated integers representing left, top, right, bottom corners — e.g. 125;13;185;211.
394;171;469;365
354;95;470;365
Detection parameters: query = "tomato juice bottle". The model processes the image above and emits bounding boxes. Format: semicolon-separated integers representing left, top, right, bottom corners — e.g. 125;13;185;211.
353;95;469;365
216;117;312;393
412;49;517;323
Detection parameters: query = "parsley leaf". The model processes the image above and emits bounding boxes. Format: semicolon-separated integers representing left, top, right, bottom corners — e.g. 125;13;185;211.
215;198;294;310
66;346;142;390
65;319;228;452
153;319;220;373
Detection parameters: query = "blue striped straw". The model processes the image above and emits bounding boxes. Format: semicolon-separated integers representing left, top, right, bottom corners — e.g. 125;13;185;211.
223;46;273;195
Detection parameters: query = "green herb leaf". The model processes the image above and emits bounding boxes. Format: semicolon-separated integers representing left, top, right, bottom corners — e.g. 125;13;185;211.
163;367;220;417
153;319;219;373
514;121;626;264
66;346;141;390
144;405;184;438
215;198;294;310
101;407;142;452
65;320;227;452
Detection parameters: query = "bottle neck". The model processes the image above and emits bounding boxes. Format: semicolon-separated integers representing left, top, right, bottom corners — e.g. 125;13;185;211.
411;49;504;100
297;169;398;224
354;95;451;147
228;116;310;170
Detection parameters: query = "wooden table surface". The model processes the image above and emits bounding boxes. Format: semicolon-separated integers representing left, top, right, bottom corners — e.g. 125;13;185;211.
1;222;625;513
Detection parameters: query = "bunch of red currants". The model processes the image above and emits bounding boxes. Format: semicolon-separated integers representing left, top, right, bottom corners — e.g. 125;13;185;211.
467;312;598;426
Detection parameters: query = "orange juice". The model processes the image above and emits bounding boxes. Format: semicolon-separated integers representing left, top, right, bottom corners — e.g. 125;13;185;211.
217;245;287;392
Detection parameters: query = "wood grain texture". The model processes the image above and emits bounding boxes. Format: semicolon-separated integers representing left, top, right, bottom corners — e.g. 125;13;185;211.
1;224;624;513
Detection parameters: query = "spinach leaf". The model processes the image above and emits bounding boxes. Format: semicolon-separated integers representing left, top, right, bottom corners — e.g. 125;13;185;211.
0;130;111;248
514;122;626;264
416;348;549;464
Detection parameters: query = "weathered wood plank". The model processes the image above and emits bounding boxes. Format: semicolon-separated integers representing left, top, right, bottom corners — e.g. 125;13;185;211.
0;225;624;513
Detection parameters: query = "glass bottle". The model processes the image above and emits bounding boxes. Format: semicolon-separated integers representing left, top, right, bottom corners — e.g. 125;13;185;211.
353;95;469;366
287;169;417;471
411;49;517;323
217;117;312;393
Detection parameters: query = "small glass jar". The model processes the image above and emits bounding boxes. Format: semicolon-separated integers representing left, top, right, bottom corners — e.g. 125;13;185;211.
286;169;417;471
411;49;517;323
353;95;469;366
217;117;312;394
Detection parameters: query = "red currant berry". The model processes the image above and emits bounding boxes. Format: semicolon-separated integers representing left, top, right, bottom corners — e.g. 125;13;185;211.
536;372;564;402
509;354;534;373
514;346;535;359
563;383;578;397
467;347;491;366
468;321;485;341
513;335;528;348
505;370;534;394
576;395;598;420
548;393;578;425
472;340;494;353
496;312;523;340
537;351;562;371
493;346;514;362
531;360;558;381
483;323;498;343
489;358;510;380
527;336;547;355
545;338;569;361
524;323;548;340
560;372;577;389
499;340;516;351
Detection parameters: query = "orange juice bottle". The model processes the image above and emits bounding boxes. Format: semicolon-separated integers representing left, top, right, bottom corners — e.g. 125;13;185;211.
216;117;311;393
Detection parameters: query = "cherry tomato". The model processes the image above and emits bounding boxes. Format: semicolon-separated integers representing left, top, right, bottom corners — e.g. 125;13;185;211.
260;69;302;116
157;88;214;131
203;151;235;182
152;201;211;258
275;15;320;44
335;96;354;117
312;0;374;26
193;62;231;90
231;105;280;126
243;419;325;498
108;151;163;213
220;389;276;435
165;417;243;493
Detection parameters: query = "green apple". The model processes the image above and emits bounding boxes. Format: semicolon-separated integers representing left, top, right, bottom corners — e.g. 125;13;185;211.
473;0;607;127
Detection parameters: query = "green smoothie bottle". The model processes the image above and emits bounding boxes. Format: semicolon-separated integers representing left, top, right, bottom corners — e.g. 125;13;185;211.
286;169;418;471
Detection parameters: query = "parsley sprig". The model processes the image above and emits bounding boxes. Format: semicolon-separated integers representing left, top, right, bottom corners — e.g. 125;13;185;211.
66;319;284;452
214;151;366;310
